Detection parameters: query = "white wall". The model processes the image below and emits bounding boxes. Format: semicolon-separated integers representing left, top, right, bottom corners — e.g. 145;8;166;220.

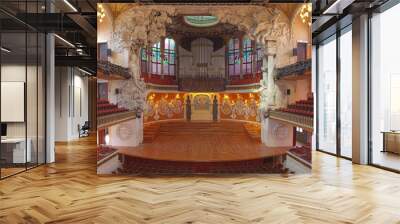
54;67;89;141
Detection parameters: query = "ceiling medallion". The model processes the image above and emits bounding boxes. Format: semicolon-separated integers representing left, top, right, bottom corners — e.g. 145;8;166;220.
184;16;219;28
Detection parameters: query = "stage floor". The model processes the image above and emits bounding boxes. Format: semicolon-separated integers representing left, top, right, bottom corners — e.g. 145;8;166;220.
116;121;289;162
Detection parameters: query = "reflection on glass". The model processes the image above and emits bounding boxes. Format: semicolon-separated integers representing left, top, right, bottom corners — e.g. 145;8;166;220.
0;1;47;178
27;32;38;169
1;32;27;177
318;37;337;154
371;4;400;171
340;29;352;158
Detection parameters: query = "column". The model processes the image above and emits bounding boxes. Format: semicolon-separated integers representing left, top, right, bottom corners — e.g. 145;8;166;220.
88;76;97;132
352;14;369;164
46;32;55;163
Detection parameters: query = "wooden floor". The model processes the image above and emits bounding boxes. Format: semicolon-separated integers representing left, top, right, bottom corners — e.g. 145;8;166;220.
1;135;400;223
372;150;400;171
117;121;288;162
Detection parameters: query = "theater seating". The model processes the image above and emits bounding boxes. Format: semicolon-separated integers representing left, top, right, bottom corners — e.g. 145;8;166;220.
97;146;118;161
289;145;311;163
277;96;314;117
118;156;286;175
97;98;129;117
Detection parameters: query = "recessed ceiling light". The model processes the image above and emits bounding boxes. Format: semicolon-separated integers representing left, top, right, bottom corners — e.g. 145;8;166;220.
78;67;93;76
54;34;75;48
63;0;78;12
1;47;11;53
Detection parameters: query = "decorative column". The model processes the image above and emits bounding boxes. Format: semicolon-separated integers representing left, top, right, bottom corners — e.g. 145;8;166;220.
260;40;277;111
260;40;279;146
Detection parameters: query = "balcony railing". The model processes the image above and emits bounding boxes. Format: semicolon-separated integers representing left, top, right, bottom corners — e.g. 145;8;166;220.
97;61;131;79
276;59;311;80
97;110;139;129
269;110;313;131
178;77;226;92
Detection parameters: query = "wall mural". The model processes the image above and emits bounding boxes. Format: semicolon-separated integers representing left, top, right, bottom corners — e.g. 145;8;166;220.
220;93;260;122
193;94;211;110
144;92;260;123
144;92;184;122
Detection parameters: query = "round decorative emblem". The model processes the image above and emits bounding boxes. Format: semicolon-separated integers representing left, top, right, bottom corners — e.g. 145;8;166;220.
221;101;232;115
158;99;169;116
273;123;289;140
117;123;134;141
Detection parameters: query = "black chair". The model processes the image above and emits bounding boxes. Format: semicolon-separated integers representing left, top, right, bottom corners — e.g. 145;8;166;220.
79;121;90;138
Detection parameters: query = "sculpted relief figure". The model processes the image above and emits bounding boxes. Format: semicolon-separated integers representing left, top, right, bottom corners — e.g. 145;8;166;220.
110;6;177;114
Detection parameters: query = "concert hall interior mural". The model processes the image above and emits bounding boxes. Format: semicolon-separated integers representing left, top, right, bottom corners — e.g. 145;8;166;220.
96;3;312;175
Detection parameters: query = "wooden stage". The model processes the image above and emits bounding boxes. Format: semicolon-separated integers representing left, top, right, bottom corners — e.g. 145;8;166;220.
112;121;290;174
116;121;289;162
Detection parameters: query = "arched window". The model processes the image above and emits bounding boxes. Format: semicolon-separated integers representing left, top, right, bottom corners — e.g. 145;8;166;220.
227;37;263;77
256;43;263;73
151;41;162;75
140;48;148;74
140;38;176;77
228;38;241;76
242;37;253;74
163;38;176;76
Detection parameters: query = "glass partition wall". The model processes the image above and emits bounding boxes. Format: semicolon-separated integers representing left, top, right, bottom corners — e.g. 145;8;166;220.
316;26;352;159
370;3;400;171
0;3;46;179
317;35;337;155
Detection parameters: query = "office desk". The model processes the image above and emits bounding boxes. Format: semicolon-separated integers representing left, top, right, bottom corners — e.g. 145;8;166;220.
382;131;400;154
1;138;31;163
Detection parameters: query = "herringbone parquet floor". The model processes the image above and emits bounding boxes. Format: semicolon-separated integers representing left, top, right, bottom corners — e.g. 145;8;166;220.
1;135;400;224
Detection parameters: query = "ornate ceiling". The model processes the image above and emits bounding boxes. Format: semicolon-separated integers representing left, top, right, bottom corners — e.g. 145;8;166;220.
167;15;243;40
166;15;245;52
107;3;303;23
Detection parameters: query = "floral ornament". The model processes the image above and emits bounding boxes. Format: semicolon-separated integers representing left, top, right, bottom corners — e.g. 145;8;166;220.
221;99;232;115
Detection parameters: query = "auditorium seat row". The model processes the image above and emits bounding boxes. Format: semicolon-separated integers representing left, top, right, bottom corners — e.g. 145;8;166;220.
277;96;314;117
97;98;129;117
289;145;311;163
119;156;285;174
97;146;118;161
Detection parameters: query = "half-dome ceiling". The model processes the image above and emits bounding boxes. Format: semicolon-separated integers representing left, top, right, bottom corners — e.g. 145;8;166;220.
184;16;219;27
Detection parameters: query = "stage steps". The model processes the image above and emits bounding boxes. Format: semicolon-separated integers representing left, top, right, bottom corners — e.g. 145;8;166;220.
143;123;160;143
243;123;261;142
157;121;246;136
